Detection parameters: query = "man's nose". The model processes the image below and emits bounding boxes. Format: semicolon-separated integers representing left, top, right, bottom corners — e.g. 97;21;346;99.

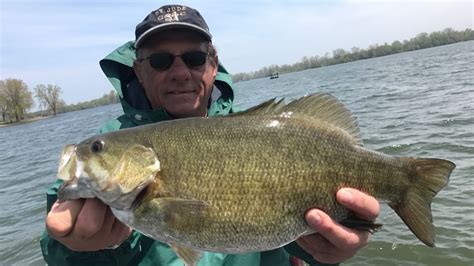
168;56;191;81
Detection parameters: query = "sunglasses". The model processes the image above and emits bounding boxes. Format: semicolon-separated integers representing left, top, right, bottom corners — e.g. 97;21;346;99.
137;51;209;70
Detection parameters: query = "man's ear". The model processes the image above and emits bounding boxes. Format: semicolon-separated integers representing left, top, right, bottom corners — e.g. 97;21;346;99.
133;60;143;84
212;55;218;78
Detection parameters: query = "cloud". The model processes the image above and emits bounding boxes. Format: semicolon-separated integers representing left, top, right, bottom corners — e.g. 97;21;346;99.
214;1;473;72
1;0;473;103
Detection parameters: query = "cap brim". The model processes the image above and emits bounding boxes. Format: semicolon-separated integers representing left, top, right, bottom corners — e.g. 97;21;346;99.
135;22;212;48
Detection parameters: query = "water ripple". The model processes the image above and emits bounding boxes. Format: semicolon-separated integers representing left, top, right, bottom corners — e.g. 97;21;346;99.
2;41;473;265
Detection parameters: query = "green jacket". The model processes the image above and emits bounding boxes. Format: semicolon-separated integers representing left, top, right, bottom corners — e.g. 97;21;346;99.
40;41;328;266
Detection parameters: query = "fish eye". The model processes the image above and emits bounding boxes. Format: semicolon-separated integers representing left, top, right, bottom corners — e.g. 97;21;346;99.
91;140;105;154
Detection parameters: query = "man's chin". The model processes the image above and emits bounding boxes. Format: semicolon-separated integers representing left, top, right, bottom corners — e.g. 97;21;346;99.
165;105;205;118
162;93;207;118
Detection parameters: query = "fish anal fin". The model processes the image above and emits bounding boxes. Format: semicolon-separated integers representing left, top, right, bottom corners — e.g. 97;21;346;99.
340;217;382;233
170;244;202;266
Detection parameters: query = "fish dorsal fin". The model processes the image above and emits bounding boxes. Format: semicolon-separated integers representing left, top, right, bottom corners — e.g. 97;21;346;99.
230;97;287;116
285;93;362;145
233;93;363;145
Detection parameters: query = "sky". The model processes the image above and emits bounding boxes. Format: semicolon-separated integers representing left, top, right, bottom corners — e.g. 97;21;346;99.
1;0;473;105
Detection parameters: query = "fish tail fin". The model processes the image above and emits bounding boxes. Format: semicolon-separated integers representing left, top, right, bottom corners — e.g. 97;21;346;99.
389;158;455;247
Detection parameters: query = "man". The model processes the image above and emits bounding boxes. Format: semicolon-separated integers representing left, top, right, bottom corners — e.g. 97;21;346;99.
41;5;379;265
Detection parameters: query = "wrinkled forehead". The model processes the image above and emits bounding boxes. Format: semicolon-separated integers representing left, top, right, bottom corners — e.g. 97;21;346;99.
136;29;209;55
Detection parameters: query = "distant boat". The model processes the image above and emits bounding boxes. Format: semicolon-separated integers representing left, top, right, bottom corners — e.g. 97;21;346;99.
269;72;279;79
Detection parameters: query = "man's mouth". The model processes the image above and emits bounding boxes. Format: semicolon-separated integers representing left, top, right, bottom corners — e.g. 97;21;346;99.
168;90;195;94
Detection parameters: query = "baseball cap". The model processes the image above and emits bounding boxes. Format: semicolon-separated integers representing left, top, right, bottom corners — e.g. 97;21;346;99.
135;5;212;48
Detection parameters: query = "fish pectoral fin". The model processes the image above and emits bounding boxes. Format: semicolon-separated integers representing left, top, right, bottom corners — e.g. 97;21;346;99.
339;217;383;233
112;144;161;193
157;197;210;218
170;244;202;266
135;197;210;226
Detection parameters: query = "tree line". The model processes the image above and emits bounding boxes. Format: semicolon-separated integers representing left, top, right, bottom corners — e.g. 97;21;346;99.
0;78;119;124
232;28;474;82
60;90;119;113
2;28;471;123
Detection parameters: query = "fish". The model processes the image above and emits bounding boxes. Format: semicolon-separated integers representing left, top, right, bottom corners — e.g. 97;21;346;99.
56;93;455;266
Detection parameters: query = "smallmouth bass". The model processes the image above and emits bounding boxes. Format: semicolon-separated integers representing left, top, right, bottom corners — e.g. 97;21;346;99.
57;93;455;266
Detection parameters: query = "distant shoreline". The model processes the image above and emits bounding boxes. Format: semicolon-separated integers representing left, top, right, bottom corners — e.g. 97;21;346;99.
231;29;474;83
0;115;53;128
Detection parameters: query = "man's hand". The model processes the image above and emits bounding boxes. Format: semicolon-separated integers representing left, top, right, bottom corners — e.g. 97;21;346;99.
46;198;132;251
296;188;380;264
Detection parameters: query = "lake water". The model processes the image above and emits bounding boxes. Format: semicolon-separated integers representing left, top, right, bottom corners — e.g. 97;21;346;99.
0;41;473;265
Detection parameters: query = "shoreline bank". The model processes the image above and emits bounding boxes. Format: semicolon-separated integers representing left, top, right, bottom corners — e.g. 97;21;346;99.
0;115;53;128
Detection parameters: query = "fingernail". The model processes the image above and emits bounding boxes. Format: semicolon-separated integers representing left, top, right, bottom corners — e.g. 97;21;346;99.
307;212;321;227
339;188;353;204
52;200;65;211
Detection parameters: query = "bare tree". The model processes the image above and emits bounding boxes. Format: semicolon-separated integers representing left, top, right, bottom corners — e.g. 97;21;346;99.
34;84;65;116
0;80;8;122
0;79;34;122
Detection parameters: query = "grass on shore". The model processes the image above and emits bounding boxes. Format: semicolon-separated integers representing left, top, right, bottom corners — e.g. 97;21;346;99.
0;115;53;128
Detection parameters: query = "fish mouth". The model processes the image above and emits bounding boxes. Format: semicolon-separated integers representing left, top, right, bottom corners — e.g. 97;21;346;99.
56;144;95;201
55;145;108;203
57;144;80;181
57;176;96;201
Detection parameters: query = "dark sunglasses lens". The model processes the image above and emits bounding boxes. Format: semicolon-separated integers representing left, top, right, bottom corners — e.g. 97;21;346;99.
182;51;207;67
148;53;174;70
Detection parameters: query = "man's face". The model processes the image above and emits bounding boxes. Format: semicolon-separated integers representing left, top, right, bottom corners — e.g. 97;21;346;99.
133;30;218;118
